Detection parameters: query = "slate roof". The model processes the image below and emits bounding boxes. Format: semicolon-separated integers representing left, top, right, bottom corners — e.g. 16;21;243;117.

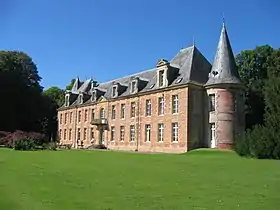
60;45;213;108
205;23;242;86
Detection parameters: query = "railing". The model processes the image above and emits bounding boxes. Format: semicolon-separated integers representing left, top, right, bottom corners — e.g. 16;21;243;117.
91;118;108;125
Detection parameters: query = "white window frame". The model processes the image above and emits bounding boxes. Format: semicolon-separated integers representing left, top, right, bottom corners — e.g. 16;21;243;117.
145;124;151;142
158;97;164;115
121;104;125;119
120;126;125;142
158;123;164;142
131;102;136;118
172;95;179;114
172;122;179;142
130;125;135;142
111;126;115;141
146;99;151;116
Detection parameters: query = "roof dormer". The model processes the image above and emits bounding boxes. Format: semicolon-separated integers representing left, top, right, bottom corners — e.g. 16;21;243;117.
111;81;127;98
65;94;70;107
91;90;97;102
78;93;83;104
156;59;170;88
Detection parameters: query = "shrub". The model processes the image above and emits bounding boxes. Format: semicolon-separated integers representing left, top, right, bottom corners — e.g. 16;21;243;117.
13;137;36;150
235;125;280;159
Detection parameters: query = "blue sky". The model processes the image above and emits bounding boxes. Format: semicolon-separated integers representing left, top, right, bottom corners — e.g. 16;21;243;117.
1;0;279;90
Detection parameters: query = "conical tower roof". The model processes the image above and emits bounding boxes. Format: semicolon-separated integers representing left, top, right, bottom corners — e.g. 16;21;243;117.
205;22;242;87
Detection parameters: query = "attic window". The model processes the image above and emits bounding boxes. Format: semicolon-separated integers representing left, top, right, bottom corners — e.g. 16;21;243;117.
131;80;137;93
91;91;96;102
176;78;183;84
150;84;155;89
159;70;164;87
78;94;83;104
112;86;118;97
65;95;70;107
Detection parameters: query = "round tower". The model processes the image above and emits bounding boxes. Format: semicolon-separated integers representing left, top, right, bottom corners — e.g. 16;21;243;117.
205;22;245;150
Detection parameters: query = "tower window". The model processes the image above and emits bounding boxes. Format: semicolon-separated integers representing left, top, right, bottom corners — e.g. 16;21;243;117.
209;94;215;112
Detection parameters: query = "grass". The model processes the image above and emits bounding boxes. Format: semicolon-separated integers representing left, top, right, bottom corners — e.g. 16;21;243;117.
0;149;279;210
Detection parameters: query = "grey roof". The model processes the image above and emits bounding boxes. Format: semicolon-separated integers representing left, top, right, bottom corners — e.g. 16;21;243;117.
60;45;213;108
205;23;242;86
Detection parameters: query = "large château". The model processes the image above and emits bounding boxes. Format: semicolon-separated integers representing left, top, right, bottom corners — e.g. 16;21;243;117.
57;22;245;153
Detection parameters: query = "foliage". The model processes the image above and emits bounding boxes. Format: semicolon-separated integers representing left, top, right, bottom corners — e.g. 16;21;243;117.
236;45;275;129
0;51;45;132
235;48;280;159
65;78;76;90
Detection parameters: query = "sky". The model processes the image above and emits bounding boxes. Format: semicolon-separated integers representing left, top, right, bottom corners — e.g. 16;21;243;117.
0;0;280;90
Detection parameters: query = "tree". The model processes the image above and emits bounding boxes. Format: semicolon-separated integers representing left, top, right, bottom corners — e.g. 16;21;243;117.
42;87;65;140
236;45;275;129
0;51;45;132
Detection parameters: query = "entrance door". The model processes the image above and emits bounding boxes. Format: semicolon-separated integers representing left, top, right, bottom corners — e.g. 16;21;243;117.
209;123;216;148
99;130;105;145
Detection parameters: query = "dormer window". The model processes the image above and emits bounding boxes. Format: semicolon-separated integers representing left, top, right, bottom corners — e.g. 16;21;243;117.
78;94;83;104
159;70;165;87
91;91;96;102
112;86;118;97
131;80;137;93
65;94;70;107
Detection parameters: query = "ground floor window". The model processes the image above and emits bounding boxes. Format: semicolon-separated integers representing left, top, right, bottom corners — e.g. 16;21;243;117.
209;123;216;148
120;126;125;142
130;125;135;142
172;122;179;142
158;123;164;142
145;124;151;142
111;126;115;141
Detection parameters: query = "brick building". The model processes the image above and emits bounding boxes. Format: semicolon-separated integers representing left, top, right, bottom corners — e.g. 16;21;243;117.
57;22;245;153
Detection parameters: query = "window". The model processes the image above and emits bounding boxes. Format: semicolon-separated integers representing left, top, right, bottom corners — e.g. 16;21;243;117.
83;128;87;140
79;94;83;104
158;97;164;115
60;114;62;124
65;95;70;107
70;112;73;123
64;113;67;124
100;108;105;119
111;126;115;141
121;104;125;119
78;111;81;123
91;91;96;102
90;128;94;139
209;123;216;148
112;86;118;97
172;123;179;142
59;129;62;139
146;99;151;116
131;102;136;118
120;126;125;142
159;70;164;87
64;129;67;140
91;109;95;121
130;125;135;142
69;129;72;141
77;128;81;140
85;109;88;122
111;105;116;119
158;123;164;142
209;94;215;112
145;124;151;142
172;95;179;114
131;81;137;93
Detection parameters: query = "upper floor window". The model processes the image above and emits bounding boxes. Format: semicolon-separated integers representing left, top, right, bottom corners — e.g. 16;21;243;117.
172;95;179;114
84;109;88;122
112;86;118;97
209;94;215;112
111;105;116;119
158;97;164;115
159;70;164;87
78;111;81;123
131;102;136;118
64;113;67;124
91;109;95;121
131;80;137;93
146;99;151;116
100;108;105;119
70;112;73;123
121;104;125;119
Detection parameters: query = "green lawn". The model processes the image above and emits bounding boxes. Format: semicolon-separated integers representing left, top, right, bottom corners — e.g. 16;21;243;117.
0;149;279;210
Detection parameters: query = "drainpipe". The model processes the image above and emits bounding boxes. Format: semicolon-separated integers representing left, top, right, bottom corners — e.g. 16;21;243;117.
73;106;78;149
136;94;140;151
